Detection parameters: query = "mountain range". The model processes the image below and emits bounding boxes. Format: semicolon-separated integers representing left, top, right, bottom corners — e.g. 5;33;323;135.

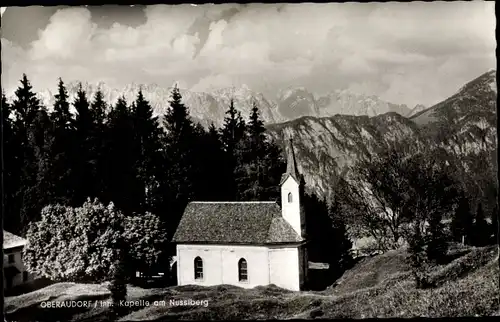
266;70;497;198
31;83;417;128
16;70;497;200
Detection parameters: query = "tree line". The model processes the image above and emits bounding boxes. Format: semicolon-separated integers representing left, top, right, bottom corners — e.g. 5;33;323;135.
1;75;285;236
2;74;352;288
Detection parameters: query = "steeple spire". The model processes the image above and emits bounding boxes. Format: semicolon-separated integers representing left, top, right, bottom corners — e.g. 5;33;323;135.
280;136;301;185
286;138;300;181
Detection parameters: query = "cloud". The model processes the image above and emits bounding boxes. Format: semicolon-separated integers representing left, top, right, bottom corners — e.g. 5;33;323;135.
1;2;496;107
30;8;97;60
338;55;376;76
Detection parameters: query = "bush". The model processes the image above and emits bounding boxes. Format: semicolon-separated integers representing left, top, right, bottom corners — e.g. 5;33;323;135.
407;224;432;289
309;308;324;318
23;199;168;283
23;199;124;282
426;213;450;264
108;251;128;319
471;203;490;247
123;212;169;278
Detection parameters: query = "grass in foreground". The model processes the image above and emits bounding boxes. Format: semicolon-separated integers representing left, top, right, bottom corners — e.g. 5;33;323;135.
5;244;498;321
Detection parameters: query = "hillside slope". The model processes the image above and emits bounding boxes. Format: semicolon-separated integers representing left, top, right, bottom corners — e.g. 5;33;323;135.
411;70;496;126
266;112;423;196
5;245;498;320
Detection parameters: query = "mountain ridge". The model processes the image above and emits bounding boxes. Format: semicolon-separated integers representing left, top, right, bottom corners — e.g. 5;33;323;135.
266;70;497;197
7;82;414;128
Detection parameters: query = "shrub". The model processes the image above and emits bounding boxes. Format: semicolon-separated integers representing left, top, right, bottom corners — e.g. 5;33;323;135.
309;308;324;318
123;212;169;278
407;223;432;289
23;199;124;282
108;250;128;319
471;203;490;246
426;213;450;264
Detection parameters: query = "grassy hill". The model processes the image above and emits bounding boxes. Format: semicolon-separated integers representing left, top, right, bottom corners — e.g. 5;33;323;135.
5;244;498;321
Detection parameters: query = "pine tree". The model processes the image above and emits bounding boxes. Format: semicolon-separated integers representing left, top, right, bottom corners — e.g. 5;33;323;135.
208;123;219;139
90;88;107;127
130;89;163;212
451;195;474;244
1;92;21;233
72;84;95;205
472;203;490;246
49;78;75;205
207;123;232;200
261;139;286;201
248;101;266;151
30;107;55;212
12;74;40;131
163;85;193;142
237;101;267;200
74;84;92;132
2;92;13;136
105;96;137;214
220;98;247;156
193;123;233;201
51;78;73;131
220;99;247;200
89;88;108;200
20;107;55;231
328;200;353;275
161;85;199;232
11;74;48;232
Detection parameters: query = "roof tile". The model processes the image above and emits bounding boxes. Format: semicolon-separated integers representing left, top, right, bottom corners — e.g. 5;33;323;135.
173;202;303;244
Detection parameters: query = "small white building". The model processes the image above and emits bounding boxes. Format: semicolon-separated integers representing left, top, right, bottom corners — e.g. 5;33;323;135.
172;140;309;291
3;230;32;290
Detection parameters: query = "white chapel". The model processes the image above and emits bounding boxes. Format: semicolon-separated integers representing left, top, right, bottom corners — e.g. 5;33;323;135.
172;140;308;291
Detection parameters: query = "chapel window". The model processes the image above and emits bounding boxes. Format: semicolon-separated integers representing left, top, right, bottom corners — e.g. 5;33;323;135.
194;256;203;280
238;258;248;282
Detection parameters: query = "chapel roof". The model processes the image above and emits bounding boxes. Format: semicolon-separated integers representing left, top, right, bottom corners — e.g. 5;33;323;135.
3;230;27;249
172;202;303;245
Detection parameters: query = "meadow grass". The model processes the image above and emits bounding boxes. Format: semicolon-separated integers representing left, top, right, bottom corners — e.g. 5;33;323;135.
5;244;498;321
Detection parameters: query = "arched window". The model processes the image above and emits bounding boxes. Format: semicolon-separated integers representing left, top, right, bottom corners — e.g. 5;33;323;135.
194;257;203;280
288;192;293;203
238;258;248;282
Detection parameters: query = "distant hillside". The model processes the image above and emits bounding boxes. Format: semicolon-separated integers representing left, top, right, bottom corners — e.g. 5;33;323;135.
266;70;497;198
266;112;422;195
411;70;496;127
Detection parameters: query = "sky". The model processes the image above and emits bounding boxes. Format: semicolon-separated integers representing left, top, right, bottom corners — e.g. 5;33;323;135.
1;2;496;107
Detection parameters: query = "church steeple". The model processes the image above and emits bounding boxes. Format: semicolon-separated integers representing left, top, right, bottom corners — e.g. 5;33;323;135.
281;138;301;185
280;136;304;238
286;138;300;181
